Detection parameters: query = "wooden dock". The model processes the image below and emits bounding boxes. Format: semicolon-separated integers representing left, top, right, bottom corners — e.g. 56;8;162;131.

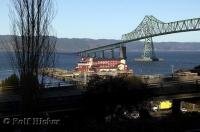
40;68;85;85
40;68;134;86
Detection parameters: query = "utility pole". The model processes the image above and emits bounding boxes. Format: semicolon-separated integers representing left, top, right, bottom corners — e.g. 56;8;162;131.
171;65;174;78
84;72;87;85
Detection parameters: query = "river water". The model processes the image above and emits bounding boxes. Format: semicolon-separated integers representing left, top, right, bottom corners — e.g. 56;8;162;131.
0;51;200;80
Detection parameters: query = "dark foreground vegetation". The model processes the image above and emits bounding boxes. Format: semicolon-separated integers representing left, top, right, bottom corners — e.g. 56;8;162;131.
1;75;200;132
2;106;200;132
47;112;200;132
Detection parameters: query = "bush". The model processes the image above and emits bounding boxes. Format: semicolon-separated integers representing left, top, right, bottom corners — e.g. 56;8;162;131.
194;65;200;69
1;74;19;90
86;76;145;94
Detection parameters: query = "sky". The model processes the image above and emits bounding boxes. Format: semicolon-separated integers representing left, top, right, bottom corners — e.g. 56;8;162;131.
0;0;200;42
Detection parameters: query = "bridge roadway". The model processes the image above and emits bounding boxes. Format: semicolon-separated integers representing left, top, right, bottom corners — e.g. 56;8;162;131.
0;80;200;117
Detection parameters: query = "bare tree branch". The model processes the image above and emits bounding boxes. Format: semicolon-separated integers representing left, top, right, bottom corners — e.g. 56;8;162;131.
8;0;56;112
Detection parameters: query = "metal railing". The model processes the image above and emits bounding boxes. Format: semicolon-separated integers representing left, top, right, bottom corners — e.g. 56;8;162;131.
147;79;200;88
0;82;73;91
41;82;73;88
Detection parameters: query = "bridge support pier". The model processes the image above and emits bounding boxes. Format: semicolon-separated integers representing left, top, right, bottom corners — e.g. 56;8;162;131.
79;53;83;57
143;37;158;61
111;49;115;58
172;99;181;115
135;37;159;61
85;52;88;57
119;46;126;59
86;53;89;58
93;52;97;58
81;52;84;58
100;51;105;58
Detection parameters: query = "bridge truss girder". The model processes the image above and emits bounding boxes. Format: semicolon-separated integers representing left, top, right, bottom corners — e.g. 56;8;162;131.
122;15;200;41
78;16;200;60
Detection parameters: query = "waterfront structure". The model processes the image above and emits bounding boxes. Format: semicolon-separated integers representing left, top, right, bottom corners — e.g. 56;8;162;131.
75;57;129;73
78;15;200;61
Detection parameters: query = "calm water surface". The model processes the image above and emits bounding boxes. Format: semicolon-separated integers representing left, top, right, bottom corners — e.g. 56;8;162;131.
0;51;200;80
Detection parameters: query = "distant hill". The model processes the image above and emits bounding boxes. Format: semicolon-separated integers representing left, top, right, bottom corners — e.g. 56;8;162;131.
0;35;200;53
56;38;119;53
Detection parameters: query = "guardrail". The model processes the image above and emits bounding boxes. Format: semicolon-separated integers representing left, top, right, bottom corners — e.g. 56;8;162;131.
41;82;73;88
1;79;200;91
0;82;74;90
147;79;200;88
0;82;19;91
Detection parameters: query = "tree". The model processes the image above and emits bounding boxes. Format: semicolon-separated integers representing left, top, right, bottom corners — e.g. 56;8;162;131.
9;0;56;112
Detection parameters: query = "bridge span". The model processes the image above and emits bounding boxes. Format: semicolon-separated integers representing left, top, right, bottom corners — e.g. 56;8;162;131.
78;15;200;61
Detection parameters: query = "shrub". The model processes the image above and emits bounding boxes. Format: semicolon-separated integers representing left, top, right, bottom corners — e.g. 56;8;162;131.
1;74;19;90
86;76;145;94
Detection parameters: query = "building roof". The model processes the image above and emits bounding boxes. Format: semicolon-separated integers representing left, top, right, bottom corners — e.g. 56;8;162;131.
93;58;121;61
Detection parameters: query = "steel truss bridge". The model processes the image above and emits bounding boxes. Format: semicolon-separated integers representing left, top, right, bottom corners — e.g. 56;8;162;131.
78;15;200;61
